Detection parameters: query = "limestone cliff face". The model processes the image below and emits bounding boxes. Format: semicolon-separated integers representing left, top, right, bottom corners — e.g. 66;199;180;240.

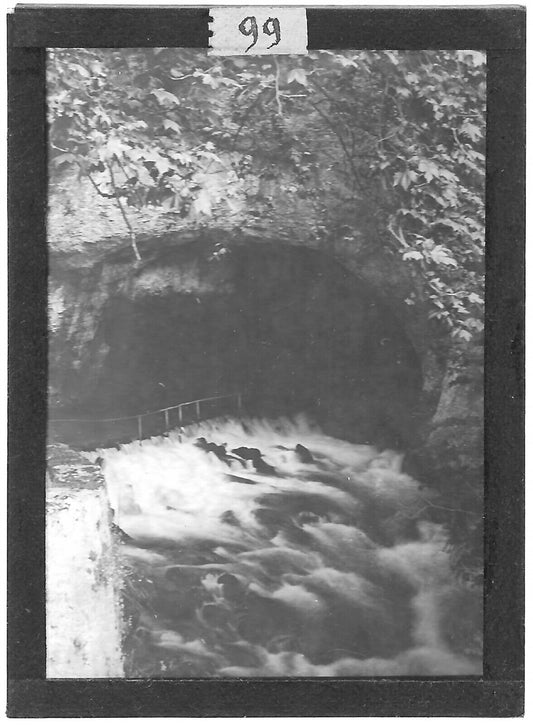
414;346;484;487
404;345;484;577
48;186;482;493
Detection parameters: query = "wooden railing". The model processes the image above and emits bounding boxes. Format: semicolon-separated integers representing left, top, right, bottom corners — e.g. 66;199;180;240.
49;393;243;449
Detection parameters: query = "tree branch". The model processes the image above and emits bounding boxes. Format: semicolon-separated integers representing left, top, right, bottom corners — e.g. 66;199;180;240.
387;220;410;249
107;158;141;262
309;100;363;191
85;170;116;199
230;89;270;152
50;144;117;199
273;58;283;117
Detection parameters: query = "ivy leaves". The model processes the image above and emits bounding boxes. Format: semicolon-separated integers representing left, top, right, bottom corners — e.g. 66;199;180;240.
47;48;485;341
365;52;485;342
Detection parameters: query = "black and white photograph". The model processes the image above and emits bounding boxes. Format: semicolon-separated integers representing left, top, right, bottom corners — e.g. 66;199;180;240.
45;45;487;680
6;4;528;716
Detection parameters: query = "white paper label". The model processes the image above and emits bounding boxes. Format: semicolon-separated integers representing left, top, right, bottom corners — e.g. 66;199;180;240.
209;6;308;56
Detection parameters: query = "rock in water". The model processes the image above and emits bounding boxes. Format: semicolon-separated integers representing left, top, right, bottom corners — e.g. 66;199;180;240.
218;573;246;603
231;446;278;476
196;437;238;465
295;444;314;463
231;446;263;461
220;509;240;526
253;458;278;476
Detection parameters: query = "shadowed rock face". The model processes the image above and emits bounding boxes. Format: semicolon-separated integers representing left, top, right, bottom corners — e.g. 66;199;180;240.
406;345;484;482
49;242;422;448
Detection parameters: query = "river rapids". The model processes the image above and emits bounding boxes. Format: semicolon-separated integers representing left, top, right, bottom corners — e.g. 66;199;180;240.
89;415;482;677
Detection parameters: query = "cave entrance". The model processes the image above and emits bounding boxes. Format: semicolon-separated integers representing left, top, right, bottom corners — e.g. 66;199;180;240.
89;243;422;446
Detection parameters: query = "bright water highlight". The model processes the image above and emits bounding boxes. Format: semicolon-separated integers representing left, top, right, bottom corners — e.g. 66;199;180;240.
90;416;482;677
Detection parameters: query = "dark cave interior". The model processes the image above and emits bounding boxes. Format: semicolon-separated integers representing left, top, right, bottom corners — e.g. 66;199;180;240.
78;244;422;447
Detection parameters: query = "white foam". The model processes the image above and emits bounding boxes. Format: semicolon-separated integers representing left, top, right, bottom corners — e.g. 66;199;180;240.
92;415;481;676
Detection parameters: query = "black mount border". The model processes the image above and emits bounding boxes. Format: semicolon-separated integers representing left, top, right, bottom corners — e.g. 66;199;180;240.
7;6;525;717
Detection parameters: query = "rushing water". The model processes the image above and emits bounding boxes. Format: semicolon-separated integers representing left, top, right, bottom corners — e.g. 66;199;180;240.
89;415;482;677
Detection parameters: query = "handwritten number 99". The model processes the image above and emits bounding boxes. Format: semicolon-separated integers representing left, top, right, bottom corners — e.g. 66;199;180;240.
238;16;281;52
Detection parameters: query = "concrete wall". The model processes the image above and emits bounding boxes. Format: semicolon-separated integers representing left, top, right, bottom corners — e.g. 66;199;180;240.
46;444;124;678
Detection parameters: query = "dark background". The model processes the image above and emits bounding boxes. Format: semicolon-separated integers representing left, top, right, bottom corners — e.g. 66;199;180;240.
7;6;525;717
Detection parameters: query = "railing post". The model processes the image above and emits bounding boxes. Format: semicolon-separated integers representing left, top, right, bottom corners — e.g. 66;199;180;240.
137;415;143;441
196;401;201;419
178;405;183;424
164;408;169;429
237;393;243;411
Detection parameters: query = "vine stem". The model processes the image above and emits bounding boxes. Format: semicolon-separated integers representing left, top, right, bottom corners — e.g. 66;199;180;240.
273;58;283;117
107;159;141;262
53;143;141;261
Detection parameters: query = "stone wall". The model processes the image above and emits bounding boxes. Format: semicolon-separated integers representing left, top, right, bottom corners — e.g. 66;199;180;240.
46;444;124;678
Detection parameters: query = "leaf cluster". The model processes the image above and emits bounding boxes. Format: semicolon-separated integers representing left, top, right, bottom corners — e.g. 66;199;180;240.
48;49;485;338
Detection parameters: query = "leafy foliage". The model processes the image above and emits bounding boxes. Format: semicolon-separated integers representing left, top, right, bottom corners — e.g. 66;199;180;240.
48;49;485;339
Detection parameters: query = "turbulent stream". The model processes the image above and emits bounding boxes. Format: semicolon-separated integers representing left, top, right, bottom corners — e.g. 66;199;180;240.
89;416;482;677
